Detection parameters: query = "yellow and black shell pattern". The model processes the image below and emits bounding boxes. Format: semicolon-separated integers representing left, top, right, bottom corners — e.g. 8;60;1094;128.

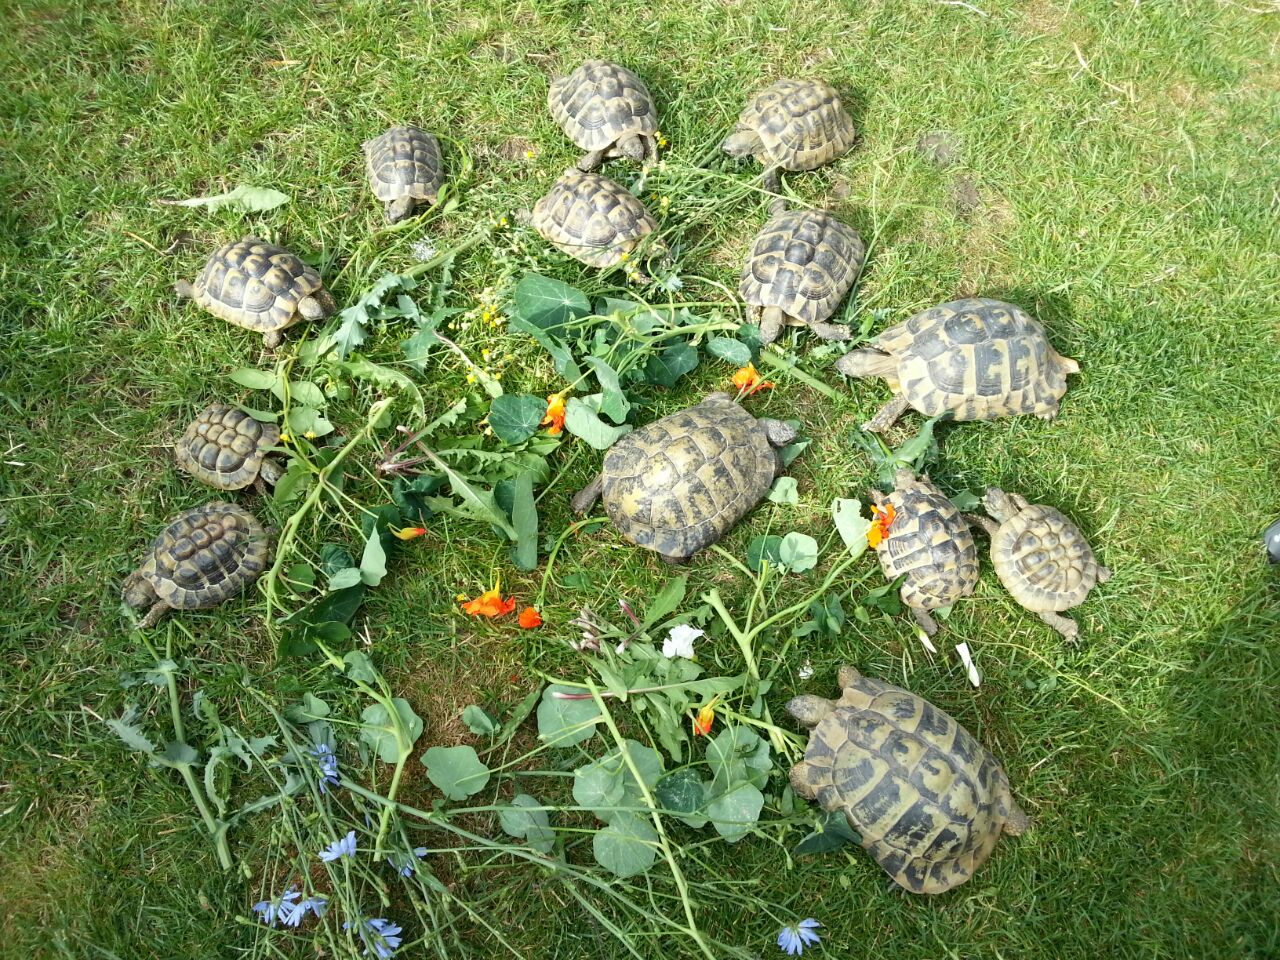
789;668;1025;895
175;403;280;491
363;125;444;204
739;209;865;326
131;502;272;611
599;396;777;561
188;238;336;335
990;498;1104;612
530;170;660;269
548;60;658;152
877;298;1080;421
875;471;979;611
731;78;856;172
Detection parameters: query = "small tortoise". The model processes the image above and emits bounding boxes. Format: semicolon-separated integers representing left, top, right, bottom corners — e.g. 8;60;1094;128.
721;79;856;214
836;298;1079;432
175;238;337;349
789;665;1030;895
528;169;663;271
548;60;659;171
123;502;272;629
570;393;797;562
175;403;284;493
363;125;445;223
871;469;979;636
967;487;1111;641
739;209;865;344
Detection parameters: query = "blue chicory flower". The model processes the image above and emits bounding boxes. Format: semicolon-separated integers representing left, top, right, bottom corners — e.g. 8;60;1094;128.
777;918;822;956
387;846;429;877
345;917;404;959
310;743;340;792
319;830;358;862
280;894;328;927
252;886;300;926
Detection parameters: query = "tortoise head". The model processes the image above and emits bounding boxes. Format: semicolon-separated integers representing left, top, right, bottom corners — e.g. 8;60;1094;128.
892;467;919;490
122;572;157;611
983;487;1030;524
759;418;798;448
720;130;762;159
617;133;647;162
786;694;836;729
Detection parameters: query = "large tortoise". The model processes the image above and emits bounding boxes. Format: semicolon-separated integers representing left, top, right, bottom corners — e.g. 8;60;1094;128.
721;79;856;215
570;394;797;562
363;125;445;223
175;403;284;493
123;502;272;629
967;487;1111;641
548;60;659;171
871;469;979;636
836;298;1079;432
175;238;337;349
739;209;865;344
788;665;1030;895
528;169;663;271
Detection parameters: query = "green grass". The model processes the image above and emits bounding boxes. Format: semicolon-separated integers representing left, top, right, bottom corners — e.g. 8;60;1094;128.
2;0;1279;956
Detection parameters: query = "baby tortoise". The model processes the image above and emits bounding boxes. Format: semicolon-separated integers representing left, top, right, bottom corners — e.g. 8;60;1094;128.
722;78;856;214
123;502;272;629
571;393;797;562
967;487;1111;641
528;169;663;272
175;403;284;493
363;125;445;223
739;209;865;344
789;665;1030;895
836;298;1079;432
871;469;979;636
175;238;336;349
548;60;659;171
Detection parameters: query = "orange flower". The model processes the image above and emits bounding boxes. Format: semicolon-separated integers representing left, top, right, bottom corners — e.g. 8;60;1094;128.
541;393;567;435
691;695;721;736
518;607;543;629
391;525;427;541
461;583;516;618
731;363;774;397
867;503;897;549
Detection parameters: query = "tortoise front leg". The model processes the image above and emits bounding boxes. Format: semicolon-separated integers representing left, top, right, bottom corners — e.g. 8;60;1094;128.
570;475;603;515
761;166;785;216
1038;610;1079;643
964;514;999;538
910;604;939;637
862;393;910;433
138;601;172;630
577;148;608;172
806;320;852;341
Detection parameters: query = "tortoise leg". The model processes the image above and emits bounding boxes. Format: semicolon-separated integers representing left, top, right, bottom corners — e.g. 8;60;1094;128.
761;167;785;215
758;306;787;345
911;605;940;637
1001;795;1034;836
263;329;283;350
386;196;416;223
1039;610;1079;643
174;279;198;300
788;762;818;800
1096;565;1113;583
570;475;603;515
138;601;172;630
862;394;911;433
577;148;608;172
806;320;852;341
964;514;999;537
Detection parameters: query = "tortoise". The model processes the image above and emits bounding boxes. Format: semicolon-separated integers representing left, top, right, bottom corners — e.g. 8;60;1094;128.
1267;517;1280;564
570;393;797;562
363;125;445;223
528;169;663;272
123;502;272;629
871;469;979;636
548;60;659;171
739;209;865;344
175;403;284;493
966;487;1111;641
721;79;856;215
788;665;1030;895
175;238;337;349
835;298;1079;433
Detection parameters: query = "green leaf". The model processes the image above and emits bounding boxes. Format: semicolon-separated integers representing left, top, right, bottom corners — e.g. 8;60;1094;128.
489;394;546;445
778;532;819;573
510;317;582;380
393;474;445;524
360;699;424;764
343;651;378;684
592;812;658;878
565;395;632;450
736;323;763;359
285;407;334;439
461;705;500;737
107;717;156;756
427;454;518;540
359;526;388;587
156;740;200;769
707;336;752;366
328;567;363;591
768;476;799;505
793;810;861;855
536;685;600;748
655;768;709;828
285;692;331;722
342;356;426;421
422;745;491;800
272;458;312;505
284;562;315;594
894;413;946;472
832;499;871;562
319;543;354;576
402;325;440;371
950;489;983;511
706;783;764;842
642;342;699;388
272;379;325;407
159;184;290;212
707;725;765;793
498;794;555;853
330;306;370;360
586;357;630;422
512;274;590;330
507;470;539;571
642;575;687;628
573;755;627;819
747;535;784;572
228;367;279;391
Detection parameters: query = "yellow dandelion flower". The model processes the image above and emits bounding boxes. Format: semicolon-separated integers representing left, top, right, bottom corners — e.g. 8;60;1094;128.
524;149;536;160
455;592;468;602
466;373;477;383
304;430;317;439
279;433;292;443
656;131;669;149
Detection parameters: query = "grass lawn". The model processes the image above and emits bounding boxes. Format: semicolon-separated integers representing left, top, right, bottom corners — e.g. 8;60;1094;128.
2;0;1278;957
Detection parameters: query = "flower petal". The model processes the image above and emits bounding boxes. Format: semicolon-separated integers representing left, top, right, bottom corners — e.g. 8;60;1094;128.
518;607;543;629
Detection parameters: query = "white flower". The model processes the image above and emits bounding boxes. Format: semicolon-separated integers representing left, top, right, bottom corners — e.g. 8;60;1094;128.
411;239;438;262
662;624;703;660
797;659;814;680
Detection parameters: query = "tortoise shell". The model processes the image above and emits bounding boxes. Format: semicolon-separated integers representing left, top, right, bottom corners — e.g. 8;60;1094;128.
788;666;1027;895
877;299;1078;421
874;470;979;612
530;170;660;269
175;403;282;491
128;502;271;612
183;238;336;337
599;395;783;561
739;209;865;327
363;125;444;216
985;490;1106;612
727;78;856;171
548;60;657;153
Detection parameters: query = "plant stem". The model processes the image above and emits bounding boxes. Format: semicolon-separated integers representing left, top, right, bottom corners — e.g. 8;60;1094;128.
756;349;841;399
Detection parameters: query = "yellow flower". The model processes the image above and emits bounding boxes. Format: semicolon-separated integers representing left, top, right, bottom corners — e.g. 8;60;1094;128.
466;373;477;384
304;430;317;439
455;592;468;602
279;433;292;443
656;131;669;149
659;196;671;211
391;525;427;541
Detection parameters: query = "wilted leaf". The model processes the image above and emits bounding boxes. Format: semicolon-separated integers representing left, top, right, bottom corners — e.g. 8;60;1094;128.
768;476;799;505
359;526;387;587
832;499;871;562
778;532;818;573
586;356;630;422
228;367;279;391
536;685;600;748
498;794;555;853
159;184;290;213
461;705;499;736
360;699;423;763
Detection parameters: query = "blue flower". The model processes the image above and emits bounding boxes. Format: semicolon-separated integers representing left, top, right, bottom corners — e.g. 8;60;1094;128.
252;886;300;926
345;917;404;959
310;743;340;792
777;918;822;956
280;894;328;927
387;846;429;878
319;830;358;862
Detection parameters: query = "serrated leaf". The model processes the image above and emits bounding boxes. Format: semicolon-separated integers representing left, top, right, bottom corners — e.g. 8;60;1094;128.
159;184;290;212
778;532;818;573
536;685;600;748
565;395;632;450
462;704;500;736
498;794;555;853
512;274;590;330
359;526;387;587
706;783;764;842
107;717;156;756
707;336;752;366
832;499;871;562
586;357;630;422
489;394;546;445
422;745;490;800
156;741;200;768
342;357;426;421
768;476;799;505
592;812;658;878
330;307;369;360
360;699;423;764
228;367;279;391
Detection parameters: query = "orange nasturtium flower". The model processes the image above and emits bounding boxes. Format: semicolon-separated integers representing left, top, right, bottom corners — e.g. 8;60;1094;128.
867;503;897;549
391;525;427;541
691;695;722;737
731;363;774;397
518;607;543;629
542;392;567;435
461;582;517;618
